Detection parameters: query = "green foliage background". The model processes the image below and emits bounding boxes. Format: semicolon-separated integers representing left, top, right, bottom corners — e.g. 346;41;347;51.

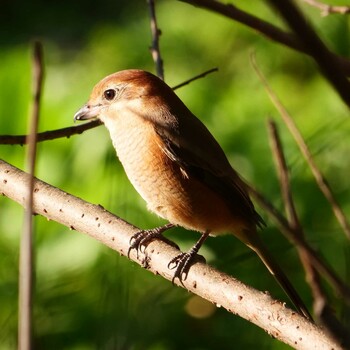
1;0;350;349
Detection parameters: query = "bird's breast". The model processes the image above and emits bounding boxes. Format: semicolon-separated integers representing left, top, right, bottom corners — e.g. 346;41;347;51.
102;112;247;235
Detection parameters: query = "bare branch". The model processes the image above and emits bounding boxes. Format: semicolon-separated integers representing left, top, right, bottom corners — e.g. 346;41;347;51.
300;0;350;16
172;67;218;90
147;0;164;79
248;57;350;303
267;120;350;346
19;41;44;350
0;120;102;146
266;0;350;109
248;184;350;303
0;69;217;146
252;55;350;240
0;158;341;350
268;120;301;231
179;0;350;76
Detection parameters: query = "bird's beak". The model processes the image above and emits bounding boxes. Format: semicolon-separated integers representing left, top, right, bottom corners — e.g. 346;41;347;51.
74;104;102;121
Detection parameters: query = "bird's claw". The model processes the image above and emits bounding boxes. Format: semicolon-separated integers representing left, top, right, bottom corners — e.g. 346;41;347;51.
168;252;205;285
127;229;158;258
127;223;175;258
128;231;148;256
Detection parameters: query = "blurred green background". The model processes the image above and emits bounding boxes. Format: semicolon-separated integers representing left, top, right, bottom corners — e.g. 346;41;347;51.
1;0;350;349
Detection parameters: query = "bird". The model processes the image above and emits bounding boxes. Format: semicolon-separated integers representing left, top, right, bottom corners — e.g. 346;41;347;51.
74;69;311;320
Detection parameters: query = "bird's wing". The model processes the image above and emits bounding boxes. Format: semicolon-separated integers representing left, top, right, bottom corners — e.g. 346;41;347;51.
154;110;264;228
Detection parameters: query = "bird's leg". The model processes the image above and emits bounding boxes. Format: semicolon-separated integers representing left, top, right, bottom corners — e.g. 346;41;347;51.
168;230;210;284
128;223;176;258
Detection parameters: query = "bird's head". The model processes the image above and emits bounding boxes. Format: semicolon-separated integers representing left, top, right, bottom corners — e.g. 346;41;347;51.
74;69;181;127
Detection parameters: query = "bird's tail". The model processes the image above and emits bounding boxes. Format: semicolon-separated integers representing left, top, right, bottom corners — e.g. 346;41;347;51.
245;233;312;321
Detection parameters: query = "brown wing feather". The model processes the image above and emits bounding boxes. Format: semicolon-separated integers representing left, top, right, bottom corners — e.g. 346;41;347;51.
138;72;264;229
153;108;264;229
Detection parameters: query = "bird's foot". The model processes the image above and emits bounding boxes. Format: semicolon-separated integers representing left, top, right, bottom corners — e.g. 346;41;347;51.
168;230;210;284
168;251;206;285
128;223;176;258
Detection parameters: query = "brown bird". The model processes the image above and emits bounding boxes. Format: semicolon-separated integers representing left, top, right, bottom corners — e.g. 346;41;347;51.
74;69;311;320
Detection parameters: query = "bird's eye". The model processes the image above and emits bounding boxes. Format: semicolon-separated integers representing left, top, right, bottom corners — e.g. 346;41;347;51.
104;89;116;100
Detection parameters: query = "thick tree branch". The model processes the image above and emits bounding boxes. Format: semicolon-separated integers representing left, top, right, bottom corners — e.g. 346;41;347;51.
0;158;340;350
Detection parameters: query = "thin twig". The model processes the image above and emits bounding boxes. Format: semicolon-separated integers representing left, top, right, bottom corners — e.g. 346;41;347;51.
172;67;218;90
19;41;44;350
247;56;350;302
267;119;316;289
266;0;350;109
251;54;350;240
179;0;350;76
147;0;164;80
248;184;350;303
267;120;349;346
0;120;102;145
309;263;350;347
0;68;218;147
268;120;300;230
300;0;350;16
